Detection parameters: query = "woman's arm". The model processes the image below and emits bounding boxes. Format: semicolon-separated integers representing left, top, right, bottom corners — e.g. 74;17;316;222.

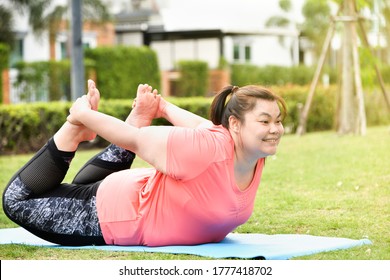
69;95;170;173
159;98;212;128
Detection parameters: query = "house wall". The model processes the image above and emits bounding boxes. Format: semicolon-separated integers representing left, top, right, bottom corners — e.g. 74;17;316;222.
151;38;220;70
116;32;144;46
251;36;297;67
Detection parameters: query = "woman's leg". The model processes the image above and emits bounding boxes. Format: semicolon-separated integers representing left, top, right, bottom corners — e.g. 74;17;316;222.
2;134;105;245
3;176;105;246
5;81;99;196
2;80;105;245
72;144;135;184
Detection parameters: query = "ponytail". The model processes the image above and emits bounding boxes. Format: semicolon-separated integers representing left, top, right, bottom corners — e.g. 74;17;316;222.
210;85;235;126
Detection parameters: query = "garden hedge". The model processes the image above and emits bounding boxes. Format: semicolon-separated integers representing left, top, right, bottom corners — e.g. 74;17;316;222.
231;64;338;86
84;46;161;99
1;86;388;155
11;46;161;102
175;60;209;97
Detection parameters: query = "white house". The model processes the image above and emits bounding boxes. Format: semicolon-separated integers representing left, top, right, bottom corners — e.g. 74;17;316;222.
7;0;305;68
112;0;305;70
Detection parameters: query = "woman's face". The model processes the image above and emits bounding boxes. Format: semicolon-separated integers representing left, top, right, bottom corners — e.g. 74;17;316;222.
237;99;284;159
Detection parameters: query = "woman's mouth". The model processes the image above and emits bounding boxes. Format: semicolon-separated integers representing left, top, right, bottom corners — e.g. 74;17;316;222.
262;138;279;143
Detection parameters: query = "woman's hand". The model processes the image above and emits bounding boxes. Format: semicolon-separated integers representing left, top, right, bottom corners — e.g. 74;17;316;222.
67;95;92;125
67;79;100;126
155;96;169;119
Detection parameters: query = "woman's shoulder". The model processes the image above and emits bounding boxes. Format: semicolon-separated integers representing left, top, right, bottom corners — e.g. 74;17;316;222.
198;122;231;137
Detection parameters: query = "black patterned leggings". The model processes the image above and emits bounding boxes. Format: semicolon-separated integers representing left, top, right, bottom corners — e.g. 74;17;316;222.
2;138;135;246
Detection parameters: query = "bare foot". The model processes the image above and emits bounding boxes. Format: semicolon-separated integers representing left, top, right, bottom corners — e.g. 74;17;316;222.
126;84;160;127
54;80;100;151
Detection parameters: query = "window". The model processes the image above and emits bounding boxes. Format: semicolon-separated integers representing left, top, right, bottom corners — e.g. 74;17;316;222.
10;39;23;68
60;41;68;59
233;45;240;60
244;45;251;61
233;42;252;63
59;40;92;60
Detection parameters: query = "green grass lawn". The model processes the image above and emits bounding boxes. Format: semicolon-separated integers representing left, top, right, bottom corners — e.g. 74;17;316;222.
0;126;389;260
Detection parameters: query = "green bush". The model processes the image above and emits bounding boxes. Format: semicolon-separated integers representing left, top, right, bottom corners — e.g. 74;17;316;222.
12;46;160;102
85;46;160;99
1;86;388;154
0;96;213;154
14;61;53;101
364;88;390;126
231;64;337;86
175;60;209;97
0;102;69;153
0;44;10;103
13;60;95;102
271;85;337;132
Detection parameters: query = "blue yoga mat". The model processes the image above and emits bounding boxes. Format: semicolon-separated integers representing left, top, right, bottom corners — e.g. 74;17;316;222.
0;227;371;259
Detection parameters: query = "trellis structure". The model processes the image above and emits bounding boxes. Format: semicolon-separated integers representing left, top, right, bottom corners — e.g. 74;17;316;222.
296;0;390;136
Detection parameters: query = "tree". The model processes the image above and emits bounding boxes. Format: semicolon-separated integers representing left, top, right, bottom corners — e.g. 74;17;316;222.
11;0;110;57
265;0;331;65
337;0;366;135
369;0;390;64
0;5;14;47
296;0;389;136
300;0;331;60
1;0;110;100
382;1;390;62
265;0;299;64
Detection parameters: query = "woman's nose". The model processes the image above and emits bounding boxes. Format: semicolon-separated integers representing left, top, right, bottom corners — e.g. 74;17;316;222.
269;123;278;134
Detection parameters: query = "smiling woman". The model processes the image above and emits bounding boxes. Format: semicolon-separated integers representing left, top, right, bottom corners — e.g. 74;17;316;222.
2;80;287;248
210;85;286;190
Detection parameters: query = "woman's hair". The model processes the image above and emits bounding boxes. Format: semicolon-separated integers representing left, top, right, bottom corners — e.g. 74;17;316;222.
210;85;287;128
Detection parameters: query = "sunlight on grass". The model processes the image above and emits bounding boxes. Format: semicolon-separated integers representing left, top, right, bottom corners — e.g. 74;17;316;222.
0;126;389;259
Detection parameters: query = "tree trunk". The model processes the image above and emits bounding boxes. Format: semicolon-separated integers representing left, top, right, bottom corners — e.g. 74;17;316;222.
337;0;366;135
351;14;367;135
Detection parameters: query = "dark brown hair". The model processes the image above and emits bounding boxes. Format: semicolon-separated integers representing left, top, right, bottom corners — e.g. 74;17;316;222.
210;85;287;128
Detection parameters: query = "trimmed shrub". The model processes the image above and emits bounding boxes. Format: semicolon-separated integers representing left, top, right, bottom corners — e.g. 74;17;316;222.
12;46;160;102
231;64;337;86
272;85;338;132
0;102;69;153
1;86;388;155
85;46;160;99
175;60;209;97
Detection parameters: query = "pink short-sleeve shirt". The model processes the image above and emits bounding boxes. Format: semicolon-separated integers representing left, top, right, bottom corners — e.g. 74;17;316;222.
96;125;264;246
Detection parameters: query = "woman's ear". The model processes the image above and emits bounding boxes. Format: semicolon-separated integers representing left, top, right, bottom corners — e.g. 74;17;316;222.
228;115;240;133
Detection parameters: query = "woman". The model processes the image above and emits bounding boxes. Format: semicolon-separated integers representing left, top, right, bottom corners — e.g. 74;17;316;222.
2;80;286;246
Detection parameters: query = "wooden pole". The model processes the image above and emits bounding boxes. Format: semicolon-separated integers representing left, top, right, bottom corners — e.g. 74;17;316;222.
338;0;359;135
296;20;335;135
356;14;390;111
296;0;385;136
351;12;367;135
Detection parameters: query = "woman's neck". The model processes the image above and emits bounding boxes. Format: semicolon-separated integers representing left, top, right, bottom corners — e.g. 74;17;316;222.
230;128;259;190
233;148;258;191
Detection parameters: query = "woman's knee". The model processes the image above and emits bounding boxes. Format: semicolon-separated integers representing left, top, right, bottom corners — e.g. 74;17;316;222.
2;176;32;216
